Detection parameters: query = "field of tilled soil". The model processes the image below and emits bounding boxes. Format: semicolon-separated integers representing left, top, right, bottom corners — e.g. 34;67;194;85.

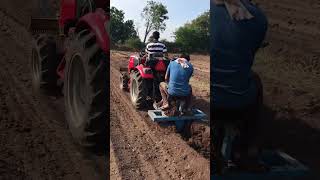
0;1;106;180
253;0;320;178
255;0;320;59
110;51;210;179
0;0;319;179
111;1;320;178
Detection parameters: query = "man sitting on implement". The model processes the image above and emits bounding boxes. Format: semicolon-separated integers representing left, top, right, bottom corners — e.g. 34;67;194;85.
154;54;194;116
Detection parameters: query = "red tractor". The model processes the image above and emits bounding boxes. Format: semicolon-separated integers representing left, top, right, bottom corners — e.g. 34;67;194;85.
120;53;208;134
120;52;170;109
30;0;109;153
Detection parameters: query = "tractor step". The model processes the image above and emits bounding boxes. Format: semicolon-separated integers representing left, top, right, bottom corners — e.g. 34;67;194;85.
212;151;309;180
148;109;207;122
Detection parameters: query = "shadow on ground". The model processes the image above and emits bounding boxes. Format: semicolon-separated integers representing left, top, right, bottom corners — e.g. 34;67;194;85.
192;98;210;120
259;105;320;179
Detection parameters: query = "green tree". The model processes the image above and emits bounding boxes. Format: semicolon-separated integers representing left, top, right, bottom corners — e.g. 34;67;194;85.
174;11;210;53
110;7;138;44
141;1;169;43
161;39;180;53
123;20;137;41
125;37;145;50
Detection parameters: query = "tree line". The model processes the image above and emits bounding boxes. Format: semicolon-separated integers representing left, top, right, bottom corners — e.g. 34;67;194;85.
110;1;209;53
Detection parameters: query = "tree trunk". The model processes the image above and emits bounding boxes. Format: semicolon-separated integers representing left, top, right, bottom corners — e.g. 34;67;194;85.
143;21;150;44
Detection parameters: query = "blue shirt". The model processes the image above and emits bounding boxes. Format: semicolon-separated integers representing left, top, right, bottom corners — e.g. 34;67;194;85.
211;0;268;108
167;60;193;97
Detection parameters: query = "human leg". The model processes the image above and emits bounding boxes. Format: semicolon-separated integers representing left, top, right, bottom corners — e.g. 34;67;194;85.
212;108;230;174
159;82;169;109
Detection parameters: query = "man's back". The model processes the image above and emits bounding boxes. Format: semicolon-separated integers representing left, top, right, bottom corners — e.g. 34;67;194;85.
211;0;268;108
146;41;167;55
167;60;193;97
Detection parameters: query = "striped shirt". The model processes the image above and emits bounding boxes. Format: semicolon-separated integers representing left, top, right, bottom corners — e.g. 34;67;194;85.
146;41;167;54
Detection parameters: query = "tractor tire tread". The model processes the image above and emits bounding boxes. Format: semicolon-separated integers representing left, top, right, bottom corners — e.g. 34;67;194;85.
65;30;107;154
32;34;59;94
131;71;146;109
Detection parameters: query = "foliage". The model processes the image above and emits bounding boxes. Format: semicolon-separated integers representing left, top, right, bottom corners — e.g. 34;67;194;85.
174;11;210;53
125;37;145;50
110;7;138;44
160;39;181;53
141;1;169;43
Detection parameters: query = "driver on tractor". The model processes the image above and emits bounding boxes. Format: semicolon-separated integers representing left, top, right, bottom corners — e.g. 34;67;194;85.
142;31;168;60
154;53;194;116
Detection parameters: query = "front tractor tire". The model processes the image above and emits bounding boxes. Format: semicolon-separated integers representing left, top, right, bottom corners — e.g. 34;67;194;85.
31;34;59;94
130;71;147;109
64;30;107;153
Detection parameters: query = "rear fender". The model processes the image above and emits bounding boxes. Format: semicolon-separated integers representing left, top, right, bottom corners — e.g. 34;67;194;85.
128;55;136;73
93;0;109;9
155;59;167;72
59;0;77;28
136;65;153;79
75;8;109;53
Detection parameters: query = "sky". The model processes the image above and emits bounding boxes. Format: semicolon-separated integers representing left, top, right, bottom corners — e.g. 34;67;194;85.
110;0;209;42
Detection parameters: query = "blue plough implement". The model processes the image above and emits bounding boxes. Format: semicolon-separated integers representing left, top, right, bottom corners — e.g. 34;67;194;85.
148;108;309;179
148;108;207;131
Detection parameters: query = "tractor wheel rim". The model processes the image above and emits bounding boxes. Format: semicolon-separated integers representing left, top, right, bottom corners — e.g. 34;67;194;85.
31;50;40;89
69;55;86;127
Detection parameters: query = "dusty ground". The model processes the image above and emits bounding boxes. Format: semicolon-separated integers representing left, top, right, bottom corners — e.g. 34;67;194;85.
0;2;106;180
252;0;320;178
0;0;319;179
110;1;320;178
109;51;210;179
254;0;320;59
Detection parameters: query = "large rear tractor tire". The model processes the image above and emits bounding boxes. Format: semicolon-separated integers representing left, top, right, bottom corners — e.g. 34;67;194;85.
64;29;108;153
31;34;59;94
130;71;147;109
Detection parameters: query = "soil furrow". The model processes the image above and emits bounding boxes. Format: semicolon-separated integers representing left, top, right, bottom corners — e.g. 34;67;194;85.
0;8;107;180
110;63;210;179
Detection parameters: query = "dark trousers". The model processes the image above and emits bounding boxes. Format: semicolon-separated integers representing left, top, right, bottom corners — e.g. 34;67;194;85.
212;72;263;166
212;101;261;157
